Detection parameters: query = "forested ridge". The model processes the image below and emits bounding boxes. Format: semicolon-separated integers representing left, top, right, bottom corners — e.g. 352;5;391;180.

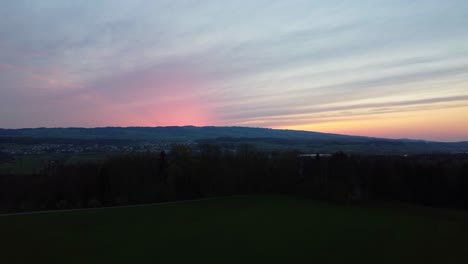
1;144;468;213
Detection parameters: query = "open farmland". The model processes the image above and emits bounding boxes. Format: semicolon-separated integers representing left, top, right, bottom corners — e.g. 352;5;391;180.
1;195;468;264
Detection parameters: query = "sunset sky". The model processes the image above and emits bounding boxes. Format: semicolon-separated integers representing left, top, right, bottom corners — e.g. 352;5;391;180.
1;1;468;141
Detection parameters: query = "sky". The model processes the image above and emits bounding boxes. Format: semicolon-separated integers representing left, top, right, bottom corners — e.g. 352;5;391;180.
1;0;468;141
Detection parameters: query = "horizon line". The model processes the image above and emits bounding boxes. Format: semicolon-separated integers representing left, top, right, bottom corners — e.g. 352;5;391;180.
1;125;467;143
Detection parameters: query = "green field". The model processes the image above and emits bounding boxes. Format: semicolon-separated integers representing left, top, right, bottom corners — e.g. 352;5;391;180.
0;156;45;174
1;196;468;264
0;153;107;174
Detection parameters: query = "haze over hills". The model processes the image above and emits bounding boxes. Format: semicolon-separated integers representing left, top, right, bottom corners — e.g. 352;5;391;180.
0;126;467;154
0;126;366;141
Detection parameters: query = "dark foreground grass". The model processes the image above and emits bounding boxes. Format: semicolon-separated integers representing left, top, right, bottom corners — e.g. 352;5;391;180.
1;196;468;264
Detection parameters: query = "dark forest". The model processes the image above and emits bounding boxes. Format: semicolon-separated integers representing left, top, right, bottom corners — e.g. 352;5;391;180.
2;144;467;213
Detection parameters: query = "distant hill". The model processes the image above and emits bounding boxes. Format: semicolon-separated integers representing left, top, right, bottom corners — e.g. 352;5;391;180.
0;126;467;154
0;126;366;141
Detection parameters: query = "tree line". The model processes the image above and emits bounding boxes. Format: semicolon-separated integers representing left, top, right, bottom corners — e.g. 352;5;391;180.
1;144;468;212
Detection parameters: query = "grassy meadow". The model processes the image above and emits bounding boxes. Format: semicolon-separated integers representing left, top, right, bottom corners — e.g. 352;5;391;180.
1;195;468;264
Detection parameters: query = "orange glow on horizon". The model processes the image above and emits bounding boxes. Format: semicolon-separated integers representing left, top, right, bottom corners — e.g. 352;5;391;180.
281;105;468;142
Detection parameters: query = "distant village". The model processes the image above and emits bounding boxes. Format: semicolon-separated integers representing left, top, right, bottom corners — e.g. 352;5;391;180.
0;141;196;156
